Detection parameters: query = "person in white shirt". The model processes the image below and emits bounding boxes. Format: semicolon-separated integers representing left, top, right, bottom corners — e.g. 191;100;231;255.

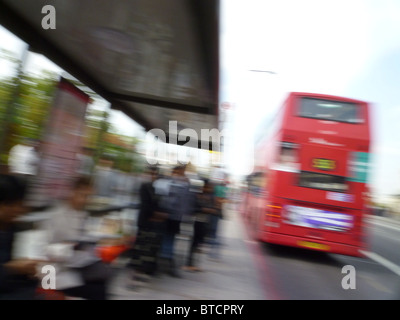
41;176;111;299
8;139;39;176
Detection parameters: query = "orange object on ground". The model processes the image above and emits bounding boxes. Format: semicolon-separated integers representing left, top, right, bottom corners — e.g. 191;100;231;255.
96;245;128;263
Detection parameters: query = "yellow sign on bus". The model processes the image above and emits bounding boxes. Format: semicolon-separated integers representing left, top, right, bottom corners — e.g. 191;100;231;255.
312;158;336;171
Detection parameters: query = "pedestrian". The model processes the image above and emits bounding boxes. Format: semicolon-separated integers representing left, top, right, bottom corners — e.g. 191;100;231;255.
127;166;167;285
8;138;39;177
182;179;217;272
0;174;39;300
41;176;112;300
208;180;227;259
158;165;192;277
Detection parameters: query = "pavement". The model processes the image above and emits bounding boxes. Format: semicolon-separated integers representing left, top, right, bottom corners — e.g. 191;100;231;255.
15;202;400;301
15;201;400;301
108;205;268;300
12;203;268;300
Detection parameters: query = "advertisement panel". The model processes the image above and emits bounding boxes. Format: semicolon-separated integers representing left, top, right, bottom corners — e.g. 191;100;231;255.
27;77;90;207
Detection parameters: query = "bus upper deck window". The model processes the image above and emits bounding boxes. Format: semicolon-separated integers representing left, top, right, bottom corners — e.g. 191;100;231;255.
299;98;364;124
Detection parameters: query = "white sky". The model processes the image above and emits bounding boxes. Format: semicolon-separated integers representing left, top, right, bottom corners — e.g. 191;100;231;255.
1;0;400;198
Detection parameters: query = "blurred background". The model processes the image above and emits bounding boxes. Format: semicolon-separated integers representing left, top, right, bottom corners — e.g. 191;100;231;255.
1;0;400;300
2;0;400;208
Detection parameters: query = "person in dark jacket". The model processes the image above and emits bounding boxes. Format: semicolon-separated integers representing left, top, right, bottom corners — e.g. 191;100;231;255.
158;165;193;277
182;179;217;272
0;174;39;300
127;166;167;284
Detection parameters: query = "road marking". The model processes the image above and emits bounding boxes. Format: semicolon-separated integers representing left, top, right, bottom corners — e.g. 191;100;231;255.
360;250;400;277
368;218;400;232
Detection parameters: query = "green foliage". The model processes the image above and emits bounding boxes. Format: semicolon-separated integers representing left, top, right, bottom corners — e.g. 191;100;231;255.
0;71;58;164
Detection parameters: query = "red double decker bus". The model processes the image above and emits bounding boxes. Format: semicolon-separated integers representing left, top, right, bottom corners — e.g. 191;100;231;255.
246;92;371;256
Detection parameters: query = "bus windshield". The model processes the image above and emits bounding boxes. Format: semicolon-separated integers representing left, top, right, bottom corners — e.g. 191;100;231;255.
298;97;363;124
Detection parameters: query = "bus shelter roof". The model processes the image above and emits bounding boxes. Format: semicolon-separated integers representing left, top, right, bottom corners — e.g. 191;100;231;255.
0;0;220;150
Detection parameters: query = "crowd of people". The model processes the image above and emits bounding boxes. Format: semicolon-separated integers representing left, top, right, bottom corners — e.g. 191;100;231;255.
127;164;228;285
0;160;229;300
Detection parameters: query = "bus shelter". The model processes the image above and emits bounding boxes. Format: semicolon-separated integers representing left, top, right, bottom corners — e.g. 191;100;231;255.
0;0;220;150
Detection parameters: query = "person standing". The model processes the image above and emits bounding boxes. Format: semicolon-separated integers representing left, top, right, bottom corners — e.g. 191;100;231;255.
158;165;192;277
182;179;217;272
208;180;227;259
127;166;167;284
8;139;39;177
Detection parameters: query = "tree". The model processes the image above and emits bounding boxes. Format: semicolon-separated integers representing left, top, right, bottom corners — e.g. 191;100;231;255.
0;48;58;165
